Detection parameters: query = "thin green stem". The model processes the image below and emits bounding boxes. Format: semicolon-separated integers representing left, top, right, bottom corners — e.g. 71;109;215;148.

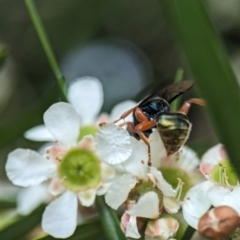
24;0;67;99
171;68;184;111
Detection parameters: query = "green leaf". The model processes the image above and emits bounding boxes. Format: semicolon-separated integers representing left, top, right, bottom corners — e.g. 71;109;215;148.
0;44;8;68
34;218;104;240
0;200;16;210
0;204;45;240
96;196;127;240
160;0;240;176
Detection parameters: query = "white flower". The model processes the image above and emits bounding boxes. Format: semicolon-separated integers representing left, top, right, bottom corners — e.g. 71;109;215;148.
24;77;137;142
182;144;240;231
105;133;178;238
150;130;202;201
6;102;123;238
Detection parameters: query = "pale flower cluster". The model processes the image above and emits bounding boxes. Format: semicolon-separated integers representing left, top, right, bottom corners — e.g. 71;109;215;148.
6;76;239;240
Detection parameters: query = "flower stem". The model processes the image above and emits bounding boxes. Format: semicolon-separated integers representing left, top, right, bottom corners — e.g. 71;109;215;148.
171;68;184;111
24;0;67;99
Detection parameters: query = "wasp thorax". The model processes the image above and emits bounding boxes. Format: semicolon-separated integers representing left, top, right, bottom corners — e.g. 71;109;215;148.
211;159;238;187
58;148;101;192
127;181;163;213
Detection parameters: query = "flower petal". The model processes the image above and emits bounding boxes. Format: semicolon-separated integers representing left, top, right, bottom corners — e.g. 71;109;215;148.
6;149;56;187
122;137;148;179
67;77;103;125
200;144;225;177
163;197;181;214
125;216;141;239
127;191;159;218
105;174;137;210
44;102;81;147
78;135;96;152
182;209;199;230
162;146;199;172
24;125;54;142
95;123;132;164
149;130;166;169
42;191;78;238
223;186;240;215
182;181;213;220
150;167;176;197
109;100;137;124
17;185;49;215
48;177;65;196
78;189;97;207
101;162;115;182
207;186;231;207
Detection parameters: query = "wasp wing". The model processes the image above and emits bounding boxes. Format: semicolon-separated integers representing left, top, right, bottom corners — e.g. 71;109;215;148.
139;80;193;106
159;80;193;103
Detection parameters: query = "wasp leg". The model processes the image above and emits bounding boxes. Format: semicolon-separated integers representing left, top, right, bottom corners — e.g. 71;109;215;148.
112;107;136;124
178;98;205;115
134;107;149;122
135;120;156;166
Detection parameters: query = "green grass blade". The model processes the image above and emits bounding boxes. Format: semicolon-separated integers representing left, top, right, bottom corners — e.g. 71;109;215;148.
0;204;45;240
160;0;240;174
96;196;127;240
24;0;67;98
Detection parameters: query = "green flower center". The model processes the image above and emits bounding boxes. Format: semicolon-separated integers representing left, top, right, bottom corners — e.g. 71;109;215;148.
128;180;163;209
211;159;238;187
161;167;192;200
58;148;101;191
78;125;98;141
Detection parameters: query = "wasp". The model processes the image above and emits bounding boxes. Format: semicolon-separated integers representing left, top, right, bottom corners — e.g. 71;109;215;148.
113;81;205;163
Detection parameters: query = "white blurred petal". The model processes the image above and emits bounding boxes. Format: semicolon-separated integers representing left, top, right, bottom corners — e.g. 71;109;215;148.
223;186;240;215
78;135;96;152
6;149;56;187
182;209;199;229
67;77;103;124
150;167;176;197
165;146;199;172
97;182;112;196
17;185;49;215
101;162;115;182
182;181;213;220
163;197;181;214
122;137;148;179
44;102;81;147
42;191;78;238
24;125;54;142
78;189;96;207
149;130;166;169
48;177;65;196
109;100;137;124
105;174;137;209
95;123;132;164
127;192;159;218
200;144;225;178
125;216;141;239
202;144;225;165
207;186;231;207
